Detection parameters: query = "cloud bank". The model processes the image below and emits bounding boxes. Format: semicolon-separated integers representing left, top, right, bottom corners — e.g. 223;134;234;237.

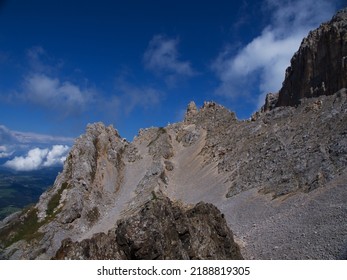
0;124;73;145
212;0;339;108
4;145;69;171
143;35;196;85
0;124;73;170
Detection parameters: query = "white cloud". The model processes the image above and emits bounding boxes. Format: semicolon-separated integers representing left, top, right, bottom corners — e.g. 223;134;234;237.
0;124;73;163
143;35;196;85
23;73;94;115
4;145;69;171
43;145;70;167
0;124;73;145
212;0;339;108
2;46;95;117
11;130;73;145
4;148;48;171
0;145;14;158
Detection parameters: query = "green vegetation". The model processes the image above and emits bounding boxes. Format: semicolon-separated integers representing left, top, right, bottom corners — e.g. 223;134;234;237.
46;182;69;218
0;181;71;248
0;205;44;247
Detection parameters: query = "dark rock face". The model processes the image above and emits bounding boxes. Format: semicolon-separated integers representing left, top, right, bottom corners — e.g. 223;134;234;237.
277;8;347;107
54;195;243;260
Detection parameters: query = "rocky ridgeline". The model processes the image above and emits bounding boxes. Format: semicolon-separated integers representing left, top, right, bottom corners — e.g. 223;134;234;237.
201;90;347;198
1;8;347;260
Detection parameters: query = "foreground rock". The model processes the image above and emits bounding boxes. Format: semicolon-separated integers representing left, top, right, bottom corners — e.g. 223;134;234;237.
54;193;243;260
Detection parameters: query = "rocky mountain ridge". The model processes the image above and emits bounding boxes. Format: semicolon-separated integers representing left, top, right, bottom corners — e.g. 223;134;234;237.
0;8;347;260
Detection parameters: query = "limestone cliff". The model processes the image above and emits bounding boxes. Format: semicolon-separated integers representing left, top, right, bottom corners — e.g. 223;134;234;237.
277;8;347;107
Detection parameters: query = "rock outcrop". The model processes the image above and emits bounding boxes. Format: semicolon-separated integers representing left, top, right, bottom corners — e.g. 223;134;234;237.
54;193;243;260
260;92;279;113
277;8;347;107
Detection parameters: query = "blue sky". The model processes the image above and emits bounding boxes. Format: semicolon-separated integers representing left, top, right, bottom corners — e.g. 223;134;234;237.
0;0;344;170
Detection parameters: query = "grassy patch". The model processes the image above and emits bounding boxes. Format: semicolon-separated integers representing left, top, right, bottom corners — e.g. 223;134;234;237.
0;206;43;247
46;182;69;218
0;182;71;248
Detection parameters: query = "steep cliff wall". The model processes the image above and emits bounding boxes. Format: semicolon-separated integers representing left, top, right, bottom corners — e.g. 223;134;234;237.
277;8;347;107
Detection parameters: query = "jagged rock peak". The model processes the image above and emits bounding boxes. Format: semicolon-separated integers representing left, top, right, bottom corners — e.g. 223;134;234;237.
332;7;347;22
187;100;198;112
261;92;279;113
276;8;347;108
184;101;198;122
85;122;121;140
184;100;237;126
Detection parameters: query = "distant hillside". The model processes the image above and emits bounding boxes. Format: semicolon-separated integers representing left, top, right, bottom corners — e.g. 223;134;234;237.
0;167;61;220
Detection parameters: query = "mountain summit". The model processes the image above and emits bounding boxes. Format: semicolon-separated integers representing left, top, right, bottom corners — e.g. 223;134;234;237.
1;8;347;260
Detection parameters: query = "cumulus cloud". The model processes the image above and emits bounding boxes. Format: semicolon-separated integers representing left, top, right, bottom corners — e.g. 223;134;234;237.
4;145;69;171
4;148;49;171
143;35;196;85
3;46;95;117
0;124;73;163
23;73;94;115
43;145;70;167
212;0;339;108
